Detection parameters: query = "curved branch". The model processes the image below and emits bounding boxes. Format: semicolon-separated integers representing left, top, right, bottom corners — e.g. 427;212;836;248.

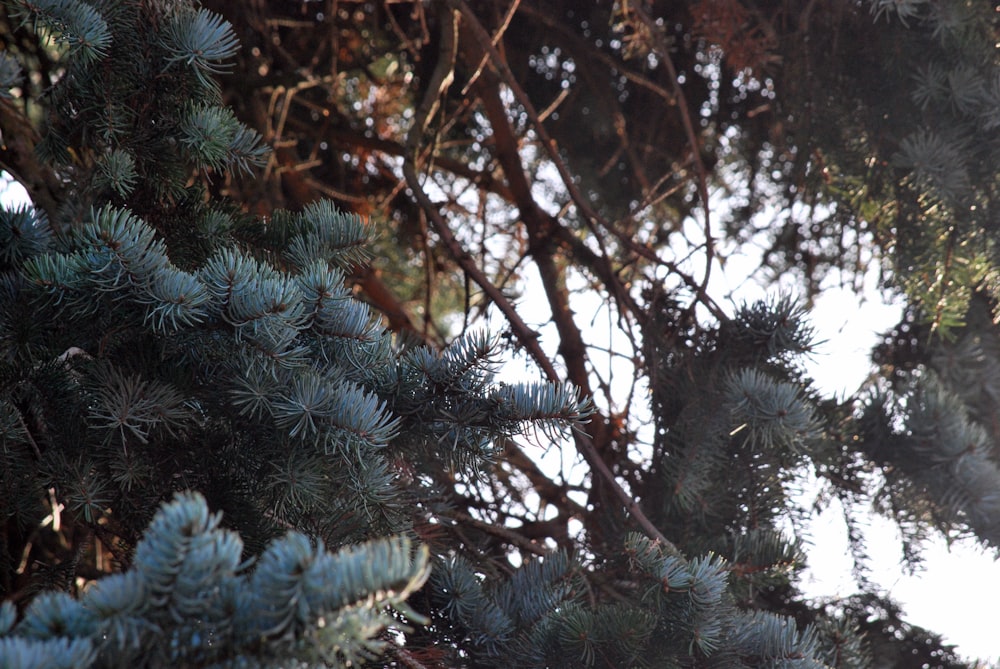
626;5;716;317
426;2;678;553
452;0;727;324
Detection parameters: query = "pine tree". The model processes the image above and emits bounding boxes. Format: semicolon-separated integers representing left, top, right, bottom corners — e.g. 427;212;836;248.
0;0;993;667
0;1;592;664
0;491;431;667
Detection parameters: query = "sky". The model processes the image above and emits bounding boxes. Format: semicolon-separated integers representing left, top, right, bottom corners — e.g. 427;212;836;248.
667;217;1000;665
794;285;1000;666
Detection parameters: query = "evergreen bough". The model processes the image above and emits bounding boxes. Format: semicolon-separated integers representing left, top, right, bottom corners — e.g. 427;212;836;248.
0;491;431;667
0;0;946;666
0;0;594;664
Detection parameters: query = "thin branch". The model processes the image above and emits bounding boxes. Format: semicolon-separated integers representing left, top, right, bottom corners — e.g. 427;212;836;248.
449;0;613;244
403;3;558;379
412;3;457;139
442;3;678;552
419;209;434;339
436;508;551;557
402;163;556;378
626;5;717;318
15;412;41;460
396;648;431;669
459;0;521;97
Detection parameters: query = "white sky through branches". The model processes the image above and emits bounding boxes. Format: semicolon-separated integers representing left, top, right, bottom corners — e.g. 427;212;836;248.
493;205;1000;665
708;219;1000;666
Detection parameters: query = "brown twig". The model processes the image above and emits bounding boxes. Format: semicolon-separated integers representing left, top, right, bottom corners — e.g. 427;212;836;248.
459;0;521;97
402;163;556;377
436;508;551;557
626;4;717;319
429;2;679;553
403;3;558;379
448;0;613;246
395;648;431;669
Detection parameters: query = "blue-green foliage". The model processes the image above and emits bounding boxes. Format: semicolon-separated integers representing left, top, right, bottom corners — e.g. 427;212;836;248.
283;201;377;271
6;0;267;208
0;0;590;610
179;104;268;175
431;551;588;664
732;295;815;359
23;207;212;330
0;196;589;548
7;0;110;65
625;533;826;667
0;492;430;668
856;295;1000;561
160;7;240;88
726;368;821;454
94;149;138;199
384;331;592;468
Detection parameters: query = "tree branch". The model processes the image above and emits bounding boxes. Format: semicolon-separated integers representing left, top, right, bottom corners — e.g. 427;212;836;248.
0;99;62;220
625;5;717;319
428;1;679;553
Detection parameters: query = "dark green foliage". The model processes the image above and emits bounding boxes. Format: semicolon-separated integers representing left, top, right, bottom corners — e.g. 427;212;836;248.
862;296;1000;553
642;293;823;544
824;1;1000;334
0;206;50;268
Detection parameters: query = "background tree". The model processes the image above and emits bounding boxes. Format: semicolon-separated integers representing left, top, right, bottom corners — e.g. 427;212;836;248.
0;0;996;667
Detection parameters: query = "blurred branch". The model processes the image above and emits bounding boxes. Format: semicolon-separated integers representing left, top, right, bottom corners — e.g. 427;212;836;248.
624;4;717;320
435;508;551;557
0;99;62;219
